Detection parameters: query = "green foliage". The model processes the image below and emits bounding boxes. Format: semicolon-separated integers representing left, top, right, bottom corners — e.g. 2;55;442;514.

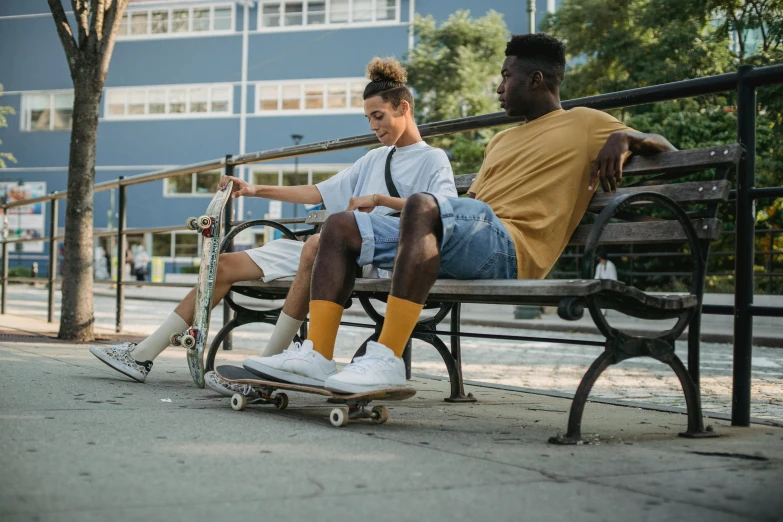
405;10;510;174
0;83;17;169
542;0;783;292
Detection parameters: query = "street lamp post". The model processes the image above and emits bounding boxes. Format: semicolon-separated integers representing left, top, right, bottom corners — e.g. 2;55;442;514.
291;133;303;221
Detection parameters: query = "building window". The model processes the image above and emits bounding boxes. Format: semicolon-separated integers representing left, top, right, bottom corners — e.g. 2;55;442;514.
164;170;222;196
117;3;235;39
21;92;74;132
255;78;366;114
252;166;343;188
259;0;398;30
152;232;201;258
104;84;233;119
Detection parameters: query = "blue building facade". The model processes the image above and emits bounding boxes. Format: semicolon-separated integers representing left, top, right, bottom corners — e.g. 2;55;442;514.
0;0;558;279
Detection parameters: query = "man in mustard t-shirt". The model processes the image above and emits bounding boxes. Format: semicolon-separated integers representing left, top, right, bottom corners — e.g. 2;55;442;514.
245;34;676;393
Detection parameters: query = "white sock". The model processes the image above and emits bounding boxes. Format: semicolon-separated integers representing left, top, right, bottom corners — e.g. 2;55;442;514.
132;312;189;362
261;311;304;356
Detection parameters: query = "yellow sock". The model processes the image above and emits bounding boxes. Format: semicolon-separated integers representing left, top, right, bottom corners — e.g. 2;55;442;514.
377;296;424;357
306;300;344;360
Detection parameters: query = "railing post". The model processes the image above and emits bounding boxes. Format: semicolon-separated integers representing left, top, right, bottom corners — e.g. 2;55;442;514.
223;157;234;350
47;197;58;323
116;179;126;333
1;205;7;315
732;64;756;427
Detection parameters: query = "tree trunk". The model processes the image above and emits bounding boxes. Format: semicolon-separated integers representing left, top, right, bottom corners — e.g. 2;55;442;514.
58;80;102;341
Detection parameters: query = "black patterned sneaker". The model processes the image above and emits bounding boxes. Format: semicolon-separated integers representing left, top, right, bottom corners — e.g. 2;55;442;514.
89;343;153;383
205;370;257;398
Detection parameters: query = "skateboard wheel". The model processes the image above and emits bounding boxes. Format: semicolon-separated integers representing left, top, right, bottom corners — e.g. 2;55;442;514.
231;394;247;411
181;334;196;349
274;393;288;410
170;333;183;346
371;405;389;424
198;215;212;229
185;217;199;231
329;407;349;427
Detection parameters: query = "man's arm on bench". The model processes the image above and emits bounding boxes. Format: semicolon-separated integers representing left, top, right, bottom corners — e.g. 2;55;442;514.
591;131;677;193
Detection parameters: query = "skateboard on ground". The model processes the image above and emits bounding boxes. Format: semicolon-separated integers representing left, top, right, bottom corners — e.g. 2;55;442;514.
172;181;232;388
214;365;416;427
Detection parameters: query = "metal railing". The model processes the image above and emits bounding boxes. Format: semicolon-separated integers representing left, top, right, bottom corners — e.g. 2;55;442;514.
2;63;783;425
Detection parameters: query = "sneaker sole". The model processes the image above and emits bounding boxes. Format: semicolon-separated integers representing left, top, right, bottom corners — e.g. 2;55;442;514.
205;375;255;398
325;380;406;395
242;362;329;388
204;377;235;397
89;346;146;383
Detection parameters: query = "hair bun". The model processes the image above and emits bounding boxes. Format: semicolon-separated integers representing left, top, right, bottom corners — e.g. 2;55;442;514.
366;57;407;84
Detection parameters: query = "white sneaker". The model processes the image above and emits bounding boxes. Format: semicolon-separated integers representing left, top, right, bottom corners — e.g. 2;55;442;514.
325;341;405;394
243;340;337;388
89;343;152;383
205;371;257;398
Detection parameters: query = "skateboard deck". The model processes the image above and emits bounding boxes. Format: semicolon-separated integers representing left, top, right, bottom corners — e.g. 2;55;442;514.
172;181;232;388
215;365;416;426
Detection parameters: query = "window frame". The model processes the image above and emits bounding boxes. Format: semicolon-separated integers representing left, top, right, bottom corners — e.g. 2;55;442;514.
20;90;75;132
103;83;234;120
116;2;236;40
251;164;348;188
152;230;203;260
254;78;366;116
163;170;224;198
257;0;400;32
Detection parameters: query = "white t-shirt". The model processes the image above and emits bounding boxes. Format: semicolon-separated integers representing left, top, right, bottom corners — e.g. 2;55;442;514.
595;259;618;281
315;141;457;214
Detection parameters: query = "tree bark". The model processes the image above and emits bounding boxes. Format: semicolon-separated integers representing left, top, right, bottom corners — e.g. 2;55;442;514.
58;79;102;341
48;0;128;341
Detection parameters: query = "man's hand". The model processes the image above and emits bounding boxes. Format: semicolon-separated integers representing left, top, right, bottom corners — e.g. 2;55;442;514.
347;194;377;213
218;175;255;199
589;132;629;193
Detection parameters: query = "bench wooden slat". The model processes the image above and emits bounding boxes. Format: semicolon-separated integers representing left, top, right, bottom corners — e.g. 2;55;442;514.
454;144;740;194
232;278;696;311
569;218;721;245
586;180;730;212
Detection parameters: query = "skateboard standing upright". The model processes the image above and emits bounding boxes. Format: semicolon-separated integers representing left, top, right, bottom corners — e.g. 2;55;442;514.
214;365;416;427
172;180;232;388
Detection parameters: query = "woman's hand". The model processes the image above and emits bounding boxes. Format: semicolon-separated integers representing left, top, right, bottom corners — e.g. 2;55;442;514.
218;175;255;199
347;194;378;213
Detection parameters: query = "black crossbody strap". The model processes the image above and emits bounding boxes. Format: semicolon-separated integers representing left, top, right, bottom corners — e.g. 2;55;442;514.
384;147;401;199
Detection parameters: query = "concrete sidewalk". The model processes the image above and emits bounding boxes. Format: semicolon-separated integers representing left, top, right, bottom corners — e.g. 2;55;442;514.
1;315;782;521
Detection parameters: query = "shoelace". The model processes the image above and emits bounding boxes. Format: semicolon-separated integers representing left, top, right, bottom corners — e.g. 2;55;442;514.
346;354;396;374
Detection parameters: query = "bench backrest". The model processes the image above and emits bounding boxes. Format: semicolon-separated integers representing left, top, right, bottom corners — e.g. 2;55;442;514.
453;144;740;248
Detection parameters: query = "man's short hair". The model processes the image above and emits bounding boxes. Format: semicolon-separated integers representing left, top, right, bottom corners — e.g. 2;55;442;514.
505;34;566;87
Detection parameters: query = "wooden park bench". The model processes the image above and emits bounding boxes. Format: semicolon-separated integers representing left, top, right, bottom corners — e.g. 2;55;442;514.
206;144;741;444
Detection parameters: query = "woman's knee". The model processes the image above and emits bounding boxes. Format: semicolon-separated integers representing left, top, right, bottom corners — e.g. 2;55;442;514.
216;252;244;283
300;233;321;263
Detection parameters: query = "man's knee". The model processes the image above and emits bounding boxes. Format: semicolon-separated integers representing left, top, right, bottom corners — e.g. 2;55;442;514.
321;212;361;250
300;233;321;264
403;193;439;218
402;193;440;228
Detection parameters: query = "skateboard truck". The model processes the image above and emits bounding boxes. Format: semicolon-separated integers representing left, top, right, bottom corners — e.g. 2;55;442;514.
329;403;389;427
186;215;217;238
170;329;198;350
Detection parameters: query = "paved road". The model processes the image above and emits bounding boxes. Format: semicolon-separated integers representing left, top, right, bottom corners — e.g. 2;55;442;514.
1;336;782;522
3;286;782;421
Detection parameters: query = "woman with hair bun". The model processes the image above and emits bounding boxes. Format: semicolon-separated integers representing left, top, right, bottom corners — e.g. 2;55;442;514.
89;58;456;392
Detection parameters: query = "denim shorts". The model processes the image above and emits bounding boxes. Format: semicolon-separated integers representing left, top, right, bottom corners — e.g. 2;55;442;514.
352;193;517;279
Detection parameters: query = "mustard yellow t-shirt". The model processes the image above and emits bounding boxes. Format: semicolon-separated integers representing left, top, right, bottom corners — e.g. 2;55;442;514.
469;107;634;279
